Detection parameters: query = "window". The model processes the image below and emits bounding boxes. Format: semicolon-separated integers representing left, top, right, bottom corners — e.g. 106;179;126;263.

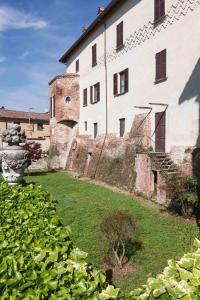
65;96;72;104
155;49;167;82
119;118;125;137
120;71;126;94
154;0;165;23
94;123;98;138
50;95;55;118
83;88;88;106
84;121;87;131
116;21;124;50
90;82;100;103
37;123;44;131
76;59;79;72
92;44;97;67
113;68;129;95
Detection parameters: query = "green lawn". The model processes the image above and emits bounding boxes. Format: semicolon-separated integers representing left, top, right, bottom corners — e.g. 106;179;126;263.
27;171;198;292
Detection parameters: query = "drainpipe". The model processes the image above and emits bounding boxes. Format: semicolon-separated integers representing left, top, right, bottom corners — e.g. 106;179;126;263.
93;22;108;179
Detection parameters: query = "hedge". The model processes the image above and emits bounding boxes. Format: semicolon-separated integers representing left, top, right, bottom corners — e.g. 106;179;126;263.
0;182;200;299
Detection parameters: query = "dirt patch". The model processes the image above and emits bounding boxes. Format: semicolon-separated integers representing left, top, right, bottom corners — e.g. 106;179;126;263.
102;261;138;280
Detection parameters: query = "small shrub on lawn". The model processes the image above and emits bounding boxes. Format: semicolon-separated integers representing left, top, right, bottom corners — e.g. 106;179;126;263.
98;210;137;269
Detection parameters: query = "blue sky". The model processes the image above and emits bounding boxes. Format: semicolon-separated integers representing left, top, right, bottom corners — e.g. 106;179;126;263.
0;0;110;112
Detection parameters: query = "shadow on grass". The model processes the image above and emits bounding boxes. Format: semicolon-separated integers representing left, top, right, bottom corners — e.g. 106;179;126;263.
26;170;58;177
104;239;142;285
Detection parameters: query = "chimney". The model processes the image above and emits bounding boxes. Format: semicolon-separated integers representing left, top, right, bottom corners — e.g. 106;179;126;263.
97;7;105;15
82;26;88;33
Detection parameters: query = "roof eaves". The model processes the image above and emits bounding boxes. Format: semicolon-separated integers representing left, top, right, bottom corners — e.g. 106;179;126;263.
59;0;121;64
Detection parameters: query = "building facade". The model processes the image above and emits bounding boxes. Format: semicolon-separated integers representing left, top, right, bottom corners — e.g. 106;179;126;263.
0;108;50;150
50;0;200;201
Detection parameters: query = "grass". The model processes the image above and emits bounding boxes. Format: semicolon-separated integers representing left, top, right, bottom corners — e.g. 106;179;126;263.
27;171;198;292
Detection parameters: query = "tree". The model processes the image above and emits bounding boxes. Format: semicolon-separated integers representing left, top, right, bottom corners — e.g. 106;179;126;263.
23;142;42;166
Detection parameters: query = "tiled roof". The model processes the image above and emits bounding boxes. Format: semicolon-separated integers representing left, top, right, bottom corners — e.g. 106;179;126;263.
48;73;79;85
0;108;50;122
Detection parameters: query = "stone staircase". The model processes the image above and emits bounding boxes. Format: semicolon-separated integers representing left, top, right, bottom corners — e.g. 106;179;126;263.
148;152;180;176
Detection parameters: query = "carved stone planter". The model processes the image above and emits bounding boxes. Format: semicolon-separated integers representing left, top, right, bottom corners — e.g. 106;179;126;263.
0;124;29;185
1;146;29;185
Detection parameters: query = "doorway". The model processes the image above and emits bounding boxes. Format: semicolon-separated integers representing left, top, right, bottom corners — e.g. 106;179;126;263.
155;111;166;152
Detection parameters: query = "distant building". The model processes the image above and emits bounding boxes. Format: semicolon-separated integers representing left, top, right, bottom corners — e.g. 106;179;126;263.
49;0;200;202
0;107;50;149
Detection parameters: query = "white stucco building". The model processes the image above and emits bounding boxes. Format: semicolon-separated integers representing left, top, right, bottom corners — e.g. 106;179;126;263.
49;0;200;199
58;0;200;155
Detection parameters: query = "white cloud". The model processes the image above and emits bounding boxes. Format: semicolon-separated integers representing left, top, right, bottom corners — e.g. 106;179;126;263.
0;56;6;63
19;51;30;59
0;6;47;31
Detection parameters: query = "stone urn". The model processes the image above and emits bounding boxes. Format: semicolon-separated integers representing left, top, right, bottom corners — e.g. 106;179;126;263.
0;124;29;185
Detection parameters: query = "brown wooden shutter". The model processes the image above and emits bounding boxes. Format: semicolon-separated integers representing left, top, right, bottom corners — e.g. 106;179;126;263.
90;86;93;103
154;0;165;22
116;21;123;48
94;123;98;138
83;88;87;106
113;73;118;95
156;49;166;81
124;68;129;93
76;59;79;72
50;97;52;118
53;96;56;117
92;44;97;66
161;49;166;79
160;0;165;18
97;82;100;102
119;118;125;137
154;0;159;21
156;52;161;80
119;21;123;46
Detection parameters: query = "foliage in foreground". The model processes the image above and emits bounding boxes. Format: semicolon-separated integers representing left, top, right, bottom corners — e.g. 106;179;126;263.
0;183;119;299
0;183;200;299
126;238;200;299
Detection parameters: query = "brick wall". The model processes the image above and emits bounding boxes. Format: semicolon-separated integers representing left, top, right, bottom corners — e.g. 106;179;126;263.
49;74;80;168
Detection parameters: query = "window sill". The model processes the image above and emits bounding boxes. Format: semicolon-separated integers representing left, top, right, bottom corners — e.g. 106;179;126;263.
114;91;127;97
116;44;124;52
153;15;167;27
92;62;97;68
154;77;168;84
91;100;100;105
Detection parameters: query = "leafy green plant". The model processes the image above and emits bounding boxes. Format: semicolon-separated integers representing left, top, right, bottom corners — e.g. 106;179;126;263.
125;239;200;299
0;183;119;299
98;210;137;269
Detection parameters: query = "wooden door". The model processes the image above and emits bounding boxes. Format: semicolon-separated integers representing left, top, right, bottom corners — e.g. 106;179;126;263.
155;111;166;152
